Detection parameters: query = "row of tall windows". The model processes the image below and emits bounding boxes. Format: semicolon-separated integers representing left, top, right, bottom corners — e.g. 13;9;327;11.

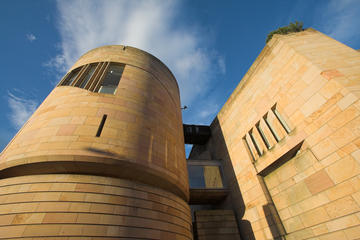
243;105;292;161
58;62;124;95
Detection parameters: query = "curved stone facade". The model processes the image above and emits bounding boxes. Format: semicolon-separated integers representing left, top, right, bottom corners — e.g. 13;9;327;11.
0;174;192;239
0;46;191;239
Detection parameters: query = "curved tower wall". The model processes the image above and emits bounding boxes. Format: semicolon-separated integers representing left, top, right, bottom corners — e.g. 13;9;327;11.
0;46;192;239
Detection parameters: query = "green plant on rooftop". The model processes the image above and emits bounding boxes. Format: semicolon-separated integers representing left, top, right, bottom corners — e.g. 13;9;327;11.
266;21;304;43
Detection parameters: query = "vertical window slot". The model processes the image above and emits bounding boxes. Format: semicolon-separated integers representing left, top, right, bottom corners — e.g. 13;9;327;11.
256;122;271;149
96;115;107;137
272;106;291;134
243;134;258;161
264;113;281;142
249;129;263;156
77;63;97;89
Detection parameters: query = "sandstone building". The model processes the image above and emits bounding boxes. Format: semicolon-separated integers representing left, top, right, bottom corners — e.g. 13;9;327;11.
0;29;360;240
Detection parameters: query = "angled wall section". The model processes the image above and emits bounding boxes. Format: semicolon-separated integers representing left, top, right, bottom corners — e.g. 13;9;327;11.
200;29;360;240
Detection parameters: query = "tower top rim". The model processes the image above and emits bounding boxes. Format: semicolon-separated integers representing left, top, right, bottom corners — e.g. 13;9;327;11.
75;45;178;89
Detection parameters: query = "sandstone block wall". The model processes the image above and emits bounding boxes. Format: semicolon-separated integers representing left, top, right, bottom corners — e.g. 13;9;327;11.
204;29;360;240
0;46;191;239
0;174;192;239
195;210;241;240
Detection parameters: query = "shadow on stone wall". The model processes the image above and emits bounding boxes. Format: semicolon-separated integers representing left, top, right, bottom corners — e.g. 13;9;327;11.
211;117;256;240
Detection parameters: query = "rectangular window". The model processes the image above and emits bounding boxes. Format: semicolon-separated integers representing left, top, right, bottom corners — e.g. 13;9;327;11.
188;163;224;189
204;166;223;188
188;165;206;188
272;106;291;133
249;129;264;156
263;113;281;142
256;122;271;149
244;133;260;161
98;64;124;94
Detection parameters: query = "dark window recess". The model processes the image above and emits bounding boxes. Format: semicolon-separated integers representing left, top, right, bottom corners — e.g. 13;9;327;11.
96;115;107;137
98;64;124;94
61;67;81;86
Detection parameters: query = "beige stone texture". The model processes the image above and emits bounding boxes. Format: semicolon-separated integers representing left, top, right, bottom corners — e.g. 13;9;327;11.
195;210;241;240
0;46;191;239
0;174;192;239
195;29;360;239
0;46;188;200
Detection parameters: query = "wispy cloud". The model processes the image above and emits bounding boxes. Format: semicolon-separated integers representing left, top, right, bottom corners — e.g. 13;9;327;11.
318;0;360;46
185;97;222;125
26;33;36;42
197;102;220;124
7;90;38;129
47;0;225;107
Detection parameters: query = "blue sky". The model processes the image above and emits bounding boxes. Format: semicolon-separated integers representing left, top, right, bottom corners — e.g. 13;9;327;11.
1;0;360;152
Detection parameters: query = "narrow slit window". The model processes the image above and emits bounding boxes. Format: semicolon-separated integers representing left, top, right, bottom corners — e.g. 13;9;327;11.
61;67;81;86
256;122;271;149
98;64;124;94
96;115;107;137
79;64;97;89
272;107;291;133
243;136;256;161
264;114;281;142
249;129;263;156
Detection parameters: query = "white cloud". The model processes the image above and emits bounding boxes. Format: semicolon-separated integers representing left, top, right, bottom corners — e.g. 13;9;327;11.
184;97;222;125
7;90;38;129
198;103;220;122
319;0;360;45
48;0;225;106
26;33;36;42
217;56;226;75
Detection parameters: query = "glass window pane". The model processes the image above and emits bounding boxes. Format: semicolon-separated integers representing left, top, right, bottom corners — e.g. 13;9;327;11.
98;64;124;94
188;165;205;188
98;86;117;94
204;166;223;188
61;68;81;86
79;64;97;89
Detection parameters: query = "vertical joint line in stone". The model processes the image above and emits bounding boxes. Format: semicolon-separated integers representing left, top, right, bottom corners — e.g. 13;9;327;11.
96;114;107;137
263;113;281;142
272;105;291;134
165;138;168;168
148;134;154;163
256;121;271;149
174;145;178;168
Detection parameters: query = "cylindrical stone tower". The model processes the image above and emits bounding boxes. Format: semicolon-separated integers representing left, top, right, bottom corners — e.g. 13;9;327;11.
0;46;192;239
